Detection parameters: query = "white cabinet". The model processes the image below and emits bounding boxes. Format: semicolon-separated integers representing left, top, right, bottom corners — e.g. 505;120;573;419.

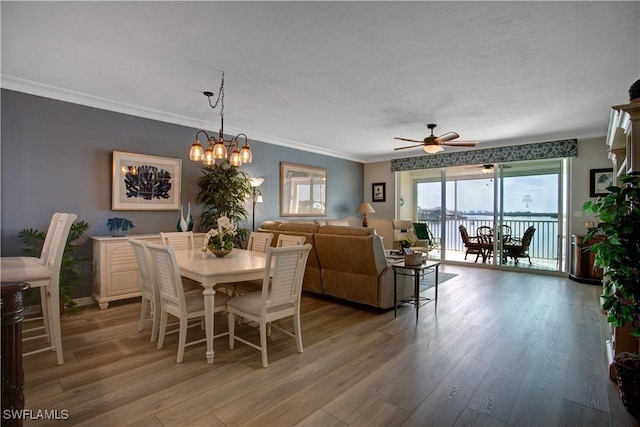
607;102;640;177
91;233;205;309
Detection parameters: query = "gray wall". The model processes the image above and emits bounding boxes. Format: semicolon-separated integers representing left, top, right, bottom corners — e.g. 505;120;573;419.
1;89;364;298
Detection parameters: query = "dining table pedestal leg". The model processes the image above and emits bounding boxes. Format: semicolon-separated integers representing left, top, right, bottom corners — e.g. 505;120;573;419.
202;286;216;364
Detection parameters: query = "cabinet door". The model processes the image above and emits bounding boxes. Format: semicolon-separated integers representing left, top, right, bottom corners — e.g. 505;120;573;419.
106;242;140;295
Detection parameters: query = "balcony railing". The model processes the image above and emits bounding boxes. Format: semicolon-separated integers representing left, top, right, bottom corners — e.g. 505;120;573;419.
419;218;559;261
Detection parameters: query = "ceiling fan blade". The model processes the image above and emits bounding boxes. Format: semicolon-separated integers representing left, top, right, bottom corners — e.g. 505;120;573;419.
394;137;422;143
441;142;478;147
394;144;422;151
435;132;459;143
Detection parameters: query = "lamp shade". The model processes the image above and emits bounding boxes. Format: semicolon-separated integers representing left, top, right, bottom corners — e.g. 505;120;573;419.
250;177;265;187
356;202;375;214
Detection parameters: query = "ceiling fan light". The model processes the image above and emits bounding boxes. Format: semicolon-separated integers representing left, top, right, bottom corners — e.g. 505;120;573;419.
424;145;444;154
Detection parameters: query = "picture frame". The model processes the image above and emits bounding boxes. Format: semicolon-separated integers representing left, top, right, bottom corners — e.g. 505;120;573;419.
589;168;613;197
280;162;327;217
112;151;181;210
372;182;386;202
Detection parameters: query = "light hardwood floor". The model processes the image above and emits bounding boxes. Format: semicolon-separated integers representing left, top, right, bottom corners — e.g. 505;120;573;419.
22;265;639;426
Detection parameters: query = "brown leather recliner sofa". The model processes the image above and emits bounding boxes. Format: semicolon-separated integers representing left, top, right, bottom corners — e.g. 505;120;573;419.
258;221;411;309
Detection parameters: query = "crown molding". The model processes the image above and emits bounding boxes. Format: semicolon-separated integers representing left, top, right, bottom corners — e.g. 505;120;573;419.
1;75;365;163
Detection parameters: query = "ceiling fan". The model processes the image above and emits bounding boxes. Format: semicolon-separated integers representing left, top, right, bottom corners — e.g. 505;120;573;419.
394;123;478;154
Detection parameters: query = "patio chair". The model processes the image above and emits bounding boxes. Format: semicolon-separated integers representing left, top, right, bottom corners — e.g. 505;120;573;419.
413;222;440;253
458;225;483;263
477;226;494;262
392;219;428;250
504;226;536;264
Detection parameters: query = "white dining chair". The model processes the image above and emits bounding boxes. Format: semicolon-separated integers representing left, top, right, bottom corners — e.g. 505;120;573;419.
146;242;229;363
1;212;76;365
7;213;61;342
129;239;161;342
160;231;202;291
276;234;306;247
160;231;195;251
227;244;311;368
228;232;274;295
247;231;274;253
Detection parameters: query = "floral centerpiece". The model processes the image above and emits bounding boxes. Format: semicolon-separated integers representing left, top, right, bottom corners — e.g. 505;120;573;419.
399;237;415;248
203;216;236;257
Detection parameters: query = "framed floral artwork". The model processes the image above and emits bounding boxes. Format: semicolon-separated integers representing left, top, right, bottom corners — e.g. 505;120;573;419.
372;182;386;202
589;168;613;197
112;151;181;210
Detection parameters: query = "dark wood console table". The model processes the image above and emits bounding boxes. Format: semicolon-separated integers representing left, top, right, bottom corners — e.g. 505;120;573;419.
2;281;30;427
569;234;603;285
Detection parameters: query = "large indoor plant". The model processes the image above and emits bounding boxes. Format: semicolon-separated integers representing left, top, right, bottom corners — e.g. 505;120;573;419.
584;172;640;416
197;161;252;247
584;173;640;336
19;220;90;312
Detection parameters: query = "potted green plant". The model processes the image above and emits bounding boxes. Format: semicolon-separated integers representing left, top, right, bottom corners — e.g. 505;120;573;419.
584;173;640;336
197;161;252;247
19;220;90;312
584;172;640;415
399;237;415;248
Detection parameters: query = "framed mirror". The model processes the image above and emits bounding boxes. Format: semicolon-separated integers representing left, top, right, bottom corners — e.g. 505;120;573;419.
280;162;327;216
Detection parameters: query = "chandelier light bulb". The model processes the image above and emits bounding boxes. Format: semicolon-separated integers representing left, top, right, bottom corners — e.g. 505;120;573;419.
203;147;215;166
239;144;252;164
189;140;204;161
229;149;242;167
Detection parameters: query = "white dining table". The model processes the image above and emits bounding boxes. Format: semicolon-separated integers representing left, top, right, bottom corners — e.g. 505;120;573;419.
172;248;267;364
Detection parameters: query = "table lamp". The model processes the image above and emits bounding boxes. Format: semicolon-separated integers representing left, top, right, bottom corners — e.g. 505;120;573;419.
356;202;375;227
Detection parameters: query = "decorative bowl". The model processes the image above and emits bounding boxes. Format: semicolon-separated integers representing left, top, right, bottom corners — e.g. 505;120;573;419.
209;248;232;258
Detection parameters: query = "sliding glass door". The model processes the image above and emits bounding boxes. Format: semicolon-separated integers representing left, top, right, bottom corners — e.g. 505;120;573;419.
409;159;565;272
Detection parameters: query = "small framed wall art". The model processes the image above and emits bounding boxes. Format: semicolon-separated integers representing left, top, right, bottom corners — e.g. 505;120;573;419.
112;151;181;210
372;182;386;202
589;168;613;197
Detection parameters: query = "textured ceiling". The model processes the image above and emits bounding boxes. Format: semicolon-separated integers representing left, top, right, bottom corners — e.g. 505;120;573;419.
2;2;639;163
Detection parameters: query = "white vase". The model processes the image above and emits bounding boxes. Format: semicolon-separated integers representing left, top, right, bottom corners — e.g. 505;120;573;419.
177;205;188;232
187;202;194;231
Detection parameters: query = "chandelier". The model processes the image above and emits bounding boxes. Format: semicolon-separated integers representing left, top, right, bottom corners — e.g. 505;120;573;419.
189;72;252;167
